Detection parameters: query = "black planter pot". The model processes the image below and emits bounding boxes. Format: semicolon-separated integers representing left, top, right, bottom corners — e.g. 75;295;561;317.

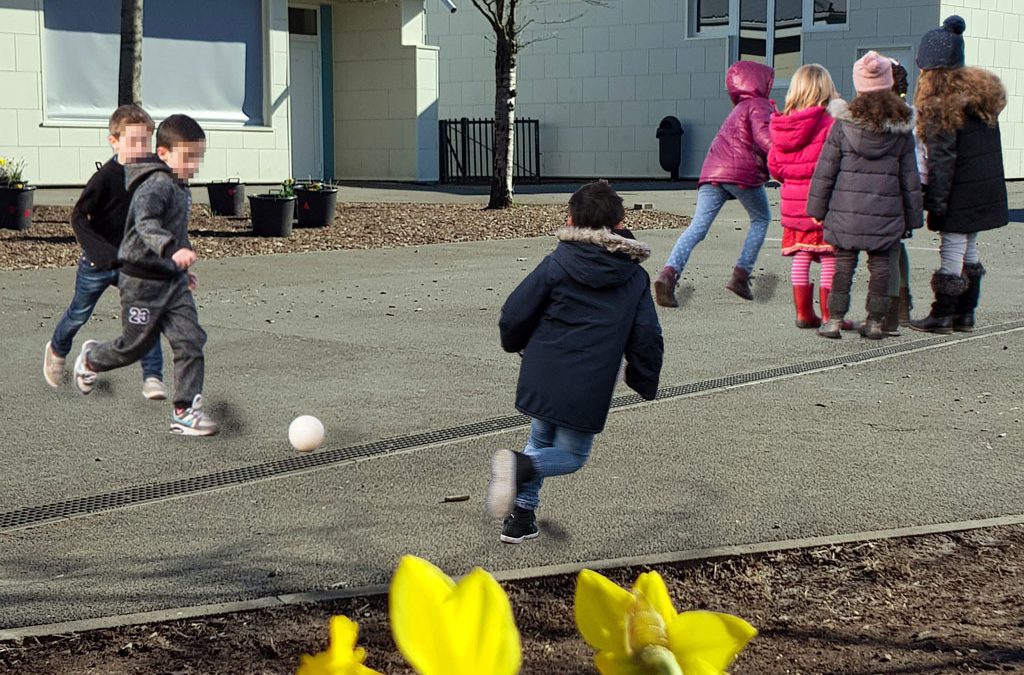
0;185;36;230
294;186;338;228
207;180;245;217
249;194;296;237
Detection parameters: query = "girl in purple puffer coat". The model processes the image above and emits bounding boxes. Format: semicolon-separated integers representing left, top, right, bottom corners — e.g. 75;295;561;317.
654;61;776;307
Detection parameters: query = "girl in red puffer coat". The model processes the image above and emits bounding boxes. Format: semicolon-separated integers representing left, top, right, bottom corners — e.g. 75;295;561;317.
768;64;846;330
654;61;776;307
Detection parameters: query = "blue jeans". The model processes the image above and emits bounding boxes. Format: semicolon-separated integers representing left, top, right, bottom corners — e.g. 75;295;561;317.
51;256;163;380
516;418;596;510
666;183;771;274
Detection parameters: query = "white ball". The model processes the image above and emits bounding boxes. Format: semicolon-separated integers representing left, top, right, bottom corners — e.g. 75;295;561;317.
289;415;325;453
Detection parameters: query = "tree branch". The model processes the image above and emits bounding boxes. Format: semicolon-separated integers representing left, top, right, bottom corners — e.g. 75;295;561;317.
469;0;501;32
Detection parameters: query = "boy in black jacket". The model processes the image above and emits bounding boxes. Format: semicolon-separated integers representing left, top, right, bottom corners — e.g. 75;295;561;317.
44;105;166;399
486;181;664;543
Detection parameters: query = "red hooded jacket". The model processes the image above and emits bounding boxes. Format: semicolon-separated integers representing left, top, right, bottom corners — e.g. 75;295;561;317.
698;61;776;188
768;103;836;232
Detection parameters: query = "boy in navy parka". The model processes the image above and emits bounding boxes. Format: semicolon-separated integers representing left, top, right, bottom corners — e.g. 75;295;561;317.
486;181;664;544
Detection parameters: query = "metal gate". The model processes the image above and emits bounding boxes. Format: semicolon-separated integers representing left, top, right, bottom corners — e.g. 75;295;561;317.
438;117;541;184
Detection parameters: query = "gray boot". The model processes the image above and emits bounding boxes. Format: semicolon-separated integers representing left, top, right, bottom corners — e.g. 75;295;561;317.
818;290;850;339
860;294;889;340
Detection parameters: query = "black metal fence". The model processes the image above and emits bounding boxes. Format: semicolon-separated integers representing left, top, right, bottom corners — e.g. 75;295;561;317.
438;117;541;184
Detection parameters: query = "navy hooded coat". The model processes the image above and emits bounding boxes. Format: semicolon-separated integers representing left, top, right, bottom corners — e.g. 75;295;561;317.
499;227;663;434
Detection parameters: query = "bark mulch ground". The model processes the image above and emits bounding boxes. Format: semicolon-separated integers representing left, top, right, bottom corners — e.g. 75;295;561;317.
0;204;686;270
1;526;1021;674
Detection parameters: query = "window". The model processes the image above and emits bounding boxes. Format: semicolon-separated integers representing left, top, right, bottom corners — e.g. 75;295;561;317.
691;0;847;78
813;0;847;26
42;0;265;126
288;8;318;36
695;0;730;34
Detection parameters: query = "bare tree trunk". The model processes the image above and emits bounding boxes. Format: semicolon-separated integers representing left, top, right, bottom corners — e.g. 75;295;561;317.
488;36;517;209
118;0;143;105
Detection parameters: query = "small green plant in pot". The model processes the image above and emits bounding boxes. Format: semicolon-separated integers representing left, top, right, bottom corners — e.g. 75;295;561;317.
249;178;296;237
0;156;36;231
294;179;339;228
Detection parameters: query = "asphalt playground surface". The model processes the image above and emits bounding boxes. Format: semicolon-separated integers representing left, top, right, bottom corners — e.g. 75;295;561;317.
1;181;1022;632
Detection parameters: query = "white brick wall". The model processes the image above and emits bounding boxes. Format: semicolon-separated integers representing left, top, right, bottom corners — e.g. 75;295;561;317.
332;1;438;181
0;0;292;186
427;0;730;178
940;1;1024;178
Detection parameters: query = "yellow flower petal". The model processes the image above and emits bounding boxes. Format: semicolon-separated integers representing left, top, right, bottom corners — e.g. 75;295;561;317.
389;555;458;675
445;567;521;675
575;570;634;653
297;615;384;675
667;610;757;673
631;572;677;629
594;650;649;675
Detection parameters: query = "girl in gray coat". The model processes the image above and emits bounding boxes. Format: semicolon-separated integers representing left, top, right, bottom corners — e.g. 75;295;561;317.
807;51;923;339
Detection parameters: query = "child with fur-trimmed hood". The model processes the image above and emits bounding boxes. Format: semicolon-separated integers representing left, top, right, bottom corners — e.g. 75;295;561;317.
908;16;1009;334
486;181;663;545
807;51;923;340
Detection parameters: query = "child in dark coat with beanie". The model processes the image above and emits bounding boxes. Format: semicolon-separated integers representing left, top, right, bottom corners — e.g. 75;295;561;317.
910;16;1008;334
807;51;923;339
486;181;663;544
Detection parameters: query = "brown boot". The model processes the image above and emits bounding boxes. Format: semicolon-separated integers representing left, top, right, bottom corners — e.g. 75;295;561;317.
725;266;753;300
653;266;679;308
897;287;912;326
881;296;901;336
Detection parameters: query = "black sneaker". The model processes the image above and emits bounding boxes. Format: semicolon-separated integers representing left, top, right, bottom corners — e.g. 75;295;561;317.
500;507;539;544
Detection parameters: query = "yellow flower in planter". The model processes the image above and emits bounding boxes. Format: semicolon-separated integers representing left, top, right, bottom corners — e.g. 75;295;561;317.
575;570;757;675
297;614;384;675
389;555;522;675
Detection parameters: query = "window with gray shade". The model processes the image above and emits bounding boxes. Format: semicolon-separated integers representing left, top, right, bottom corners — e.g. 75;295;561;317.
696;0;730;32
42;0;265;125
813;0;847;26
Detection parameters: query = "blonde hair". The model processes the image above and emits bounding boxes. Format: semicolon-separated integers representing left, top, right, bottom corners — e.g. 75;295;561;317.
783;64;837;114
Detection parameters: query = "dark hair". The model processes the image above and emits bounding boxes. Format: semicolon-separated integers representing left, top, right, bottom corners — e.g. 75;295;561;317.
108;104;154;136
156;114;206;150
568;180;625;230
890;60;909;98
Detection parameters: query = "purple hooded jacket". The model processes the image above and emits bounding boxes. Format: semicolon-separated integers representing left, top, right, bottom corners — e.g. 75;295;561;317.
699;61;776;188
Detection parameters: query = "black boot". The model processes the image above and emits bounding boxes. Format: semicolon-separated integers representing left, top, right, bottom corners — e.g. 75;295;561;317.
910;272;969;334
953;263;985;332
859;294;889;340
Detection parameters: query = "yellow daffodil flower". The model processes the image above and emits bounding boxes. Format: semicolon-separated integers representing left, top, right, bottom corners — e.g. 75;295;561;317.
389;555;521;675
296;614;384;675
575;569;757;675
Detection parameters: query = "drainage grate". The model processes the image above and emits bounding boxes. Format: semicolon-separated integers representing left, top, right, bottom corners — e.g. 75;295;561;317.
3;320;1021;532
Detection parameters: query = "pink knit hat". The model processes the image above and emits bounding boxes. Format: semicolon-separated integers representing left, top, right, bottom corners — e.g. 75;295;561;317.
853;51;894;93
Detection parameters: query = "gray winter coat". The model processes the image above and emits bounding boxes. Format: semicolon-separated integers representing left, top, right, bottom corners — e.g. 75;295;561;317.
807;96;923;253
119;157;193;280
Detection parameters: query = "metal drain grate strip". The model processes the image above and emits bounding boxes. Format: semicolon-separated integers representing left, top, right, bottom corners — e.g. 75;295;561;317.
3;320;1021;532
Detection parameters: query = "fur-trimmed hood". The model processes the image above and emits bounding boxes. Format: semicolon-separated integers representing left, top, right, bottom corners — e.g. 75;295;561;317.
917;66;1007;136
829;95;915;159
552;226;650;289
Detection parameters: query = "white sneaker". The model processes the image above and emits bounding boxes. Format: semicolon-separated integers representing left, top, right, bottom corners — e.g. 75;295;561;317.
73;340;99;395
142;377;168;400
170;395;220;436
44;341;65;388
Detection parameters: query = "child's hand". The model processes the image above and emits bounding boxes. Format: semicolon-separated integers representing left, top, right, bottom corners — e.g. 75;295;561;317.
171;248;197;270
812;217;823;225
187;271;198;291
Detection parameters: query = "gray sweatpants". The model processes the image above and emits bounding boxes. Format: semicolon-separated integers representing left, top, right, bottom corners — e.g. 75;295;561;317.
88;273;206;407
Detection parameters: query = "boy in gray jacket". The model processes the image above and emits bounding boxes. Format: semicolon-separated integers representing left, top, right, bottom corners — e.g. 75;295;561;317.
73;114;218;436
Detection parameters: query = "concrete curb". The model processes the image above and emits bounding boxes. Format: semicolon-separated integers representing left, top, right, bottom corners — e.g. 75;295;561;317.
3;513;1021;641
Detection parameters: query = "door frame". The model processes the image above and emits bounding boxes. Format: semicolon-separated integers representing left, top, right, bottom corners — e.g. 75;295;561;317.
288;3;326;180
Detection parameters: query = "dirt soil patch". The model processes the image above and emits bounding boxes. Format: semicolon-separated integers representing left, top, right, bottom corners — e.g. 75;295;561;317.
0;204;686;270
1;525;1022;674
